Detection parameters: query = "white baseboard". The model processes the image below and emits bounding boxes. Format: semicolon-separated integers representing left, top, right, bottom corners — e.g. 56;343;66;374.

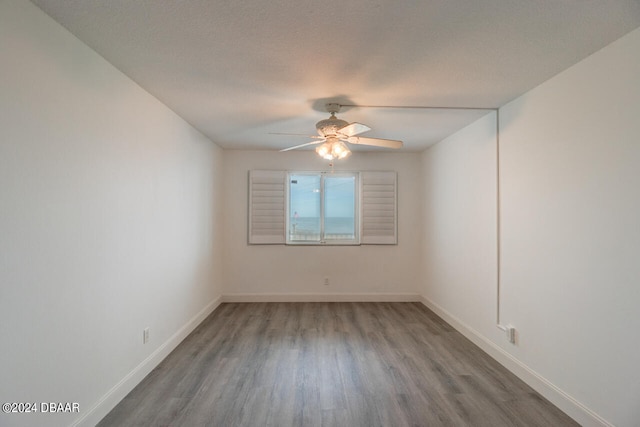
419;296;612;427
72;295;223;427
222;292;422;303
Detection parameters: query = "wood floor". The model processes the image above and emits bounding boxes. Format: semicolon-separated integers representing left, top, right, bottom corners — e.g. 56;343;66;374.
98;302;578;427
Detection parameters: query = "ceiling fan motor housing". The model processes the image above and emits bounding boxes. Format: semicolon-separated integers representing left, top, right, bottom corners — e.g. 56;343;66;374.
316;115;349;137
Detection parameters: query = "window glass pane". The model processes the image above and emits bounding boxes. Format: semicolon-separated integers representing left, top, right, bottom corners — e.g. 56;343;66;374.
289;174;321;241
324;175;356;240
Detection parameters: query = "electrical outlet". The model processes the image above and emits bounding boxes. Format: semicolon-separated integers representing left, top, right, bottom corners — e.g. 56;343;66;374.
506;326;516;344
143;328;150;344
324;277;330;286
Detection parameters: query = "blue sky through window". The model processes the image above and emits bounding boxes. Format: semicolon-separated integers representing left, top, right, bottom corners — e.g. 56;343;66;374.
289;174;320;218
289;174;354;218
325;176;355;218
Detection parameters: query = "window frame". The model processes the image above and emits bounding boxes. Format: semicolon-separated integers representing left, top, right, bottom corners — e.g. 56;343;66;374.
286;171;360;246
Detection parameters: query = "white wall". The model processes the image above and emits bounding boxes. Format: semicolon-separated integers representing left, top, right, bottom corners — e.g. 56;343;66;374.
223;150;423;300
0;1;224;426
421;27;640;427
421;111;498;336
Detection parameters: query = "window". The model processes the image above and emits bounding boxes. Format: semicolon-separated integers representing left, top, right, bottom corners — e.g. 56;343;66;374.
248;170;397;245
288;172;358;244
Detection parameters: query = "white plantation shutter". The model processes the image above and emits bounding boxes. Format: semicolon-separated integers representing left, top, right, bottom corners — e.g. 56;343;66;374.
360;171;397;245
248;170;286;244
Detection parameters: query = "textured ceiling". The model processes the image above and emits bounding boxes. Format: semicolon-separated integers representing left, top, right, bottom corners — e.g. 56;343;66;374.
31;0;640;152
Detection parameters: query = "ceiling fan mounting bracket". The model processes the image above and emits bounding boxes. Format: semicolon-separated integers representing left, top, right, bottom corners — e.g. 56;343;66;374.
325;103;341;114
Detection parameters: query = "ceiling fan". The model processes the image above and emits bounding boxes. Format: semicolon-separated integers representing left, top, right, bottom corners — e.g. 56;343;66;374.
276;103;403;160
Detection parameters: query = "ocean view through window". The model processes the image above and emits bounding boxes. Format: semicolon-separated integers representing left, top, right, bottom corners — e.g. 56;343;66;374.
288;172;358;244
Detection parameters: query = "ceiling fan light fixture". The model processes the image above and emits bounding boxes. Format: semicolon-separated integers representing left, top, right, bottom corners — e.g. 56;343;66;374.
316;142;333;160
332;140;351;159
315;139;351;161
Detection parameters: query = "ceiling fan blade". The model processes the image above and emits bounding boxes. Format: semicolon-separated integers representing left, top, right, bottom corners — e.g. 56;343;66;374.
346;136;403;149
270;132;324;138
279;140;324;152
338;122;371;137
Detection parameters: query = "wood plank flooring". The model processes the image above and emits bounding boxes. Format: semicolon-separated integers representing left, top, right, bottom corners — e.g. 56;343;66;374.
98;302;579;427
